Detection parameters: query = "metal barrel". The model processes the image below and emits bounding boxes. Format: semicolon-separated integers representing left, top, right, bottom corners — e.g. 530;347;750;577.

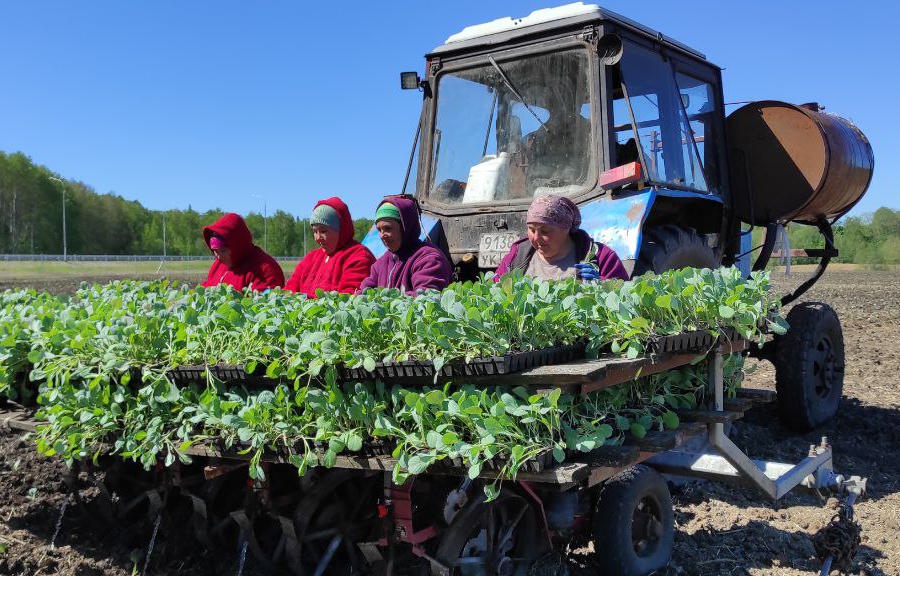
726;100;874;226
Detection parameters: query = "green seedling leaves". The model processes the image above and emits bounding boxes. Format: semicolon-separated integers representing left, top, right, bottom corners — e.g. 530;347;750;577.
5;268;776;494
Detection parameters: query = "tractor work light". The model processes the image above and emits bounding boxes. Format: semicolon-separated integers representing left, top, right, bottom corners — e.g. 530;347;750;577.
400;71;421;90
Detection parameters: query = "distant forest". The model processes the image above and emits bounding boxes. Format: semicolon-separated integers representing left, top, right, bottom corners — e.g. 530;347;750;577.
0;151;373;257
1;150;897;263
751;207;900;265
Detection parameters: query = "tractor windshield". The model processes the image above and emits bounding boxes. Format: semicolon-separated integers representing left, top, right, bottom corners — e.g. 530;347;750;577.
429;48;594;205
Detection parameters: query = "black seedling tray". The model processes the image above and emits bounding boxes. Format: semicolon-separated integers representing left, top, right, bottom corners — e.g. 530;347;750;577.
340;342;587;382
647;328;743;355
167;364;274;387
440;448;556;474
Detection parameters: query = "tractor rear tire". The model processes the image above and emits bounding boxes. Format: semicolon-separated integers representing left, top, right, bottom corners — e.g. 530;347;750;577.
591;465;674;575
775;302;845;432
633;225;719;276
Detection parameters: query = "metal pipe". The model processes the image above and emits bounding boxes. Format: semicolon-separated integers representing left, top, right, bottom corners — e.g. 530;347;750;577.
647;452;836;495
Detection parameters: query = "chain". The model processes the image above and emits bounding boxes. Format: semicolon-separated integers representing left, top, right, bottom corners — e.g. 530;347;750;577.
813;495;861;574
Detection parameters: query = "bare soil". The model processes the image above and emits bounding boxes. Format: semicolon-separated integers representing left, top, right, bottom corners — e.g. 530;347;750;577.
1;269;898;575
666;269;900;575
0;273;204;296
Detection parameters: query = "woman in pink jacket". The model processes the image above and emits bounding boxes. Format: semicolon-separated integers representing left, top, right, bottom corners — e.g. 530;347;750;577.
494;194;628;282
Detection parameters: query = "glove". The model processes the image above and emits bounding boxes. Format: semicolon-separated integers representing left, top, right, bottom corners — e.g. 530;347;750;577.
574;262;599;281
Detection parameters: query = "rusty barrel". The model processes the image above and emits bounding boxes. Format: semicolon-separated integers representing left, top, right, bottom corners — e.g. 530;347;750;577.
726;100;874;226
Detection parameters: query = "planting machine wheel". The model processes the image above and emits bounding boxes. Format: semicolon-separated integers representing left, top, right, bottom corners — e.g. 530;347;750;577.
433;487;548;575
591;465;674;575
775;302;845;432
633;225;719;276
292;470;381;575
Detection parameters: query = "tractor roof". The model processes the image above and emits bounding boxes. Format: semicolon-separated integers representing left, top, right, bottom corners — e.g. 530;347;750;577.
430;2;707;62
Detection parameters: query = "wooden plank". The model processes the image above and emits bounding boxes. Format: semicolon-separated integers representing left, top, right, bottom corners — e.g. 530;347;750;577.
677;421;707;435
724;397;754;412
631;430;679;452
579;354;686;394
459;357;619;387
431;338;748;390
186;442;593;483
736;388;777;404
1;408;39;433
622;421;708;454
582;445;640;467
676;409;743;424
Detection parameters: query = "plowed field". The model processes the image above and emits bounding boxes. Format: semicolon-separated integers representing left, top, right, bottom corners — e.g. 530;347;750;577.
2;268;898;575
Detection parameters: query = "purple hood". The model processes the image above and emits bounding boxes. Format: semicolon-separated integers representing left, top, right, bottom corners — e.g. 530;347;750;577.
359;196;453;294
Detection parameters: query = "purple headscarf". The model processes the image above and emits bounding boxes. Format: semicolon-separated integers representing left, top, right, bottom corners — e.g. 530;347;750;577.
526;195;582;232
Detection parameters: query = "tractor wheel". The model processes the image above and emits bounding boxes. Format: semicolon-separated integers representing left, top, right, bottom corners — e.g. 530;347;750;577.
292;470;381;575
591;465;674;575
775;302;845;431
433;487;547;575
633;225;719;276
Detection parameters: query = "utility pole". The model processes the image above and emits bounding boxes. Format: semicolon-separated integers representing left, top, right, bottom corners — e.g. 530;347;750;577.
49;177;67;261
162;211;167;258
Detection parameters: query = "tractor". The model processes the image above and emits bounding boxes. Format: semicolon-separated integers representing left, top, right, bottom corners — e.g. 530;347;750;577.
363;2;875;432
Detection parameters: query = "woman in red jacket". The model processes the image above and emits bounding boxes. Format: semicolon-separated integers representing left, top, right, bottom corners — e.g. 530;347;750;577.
285;197;375;297
202;213;285;291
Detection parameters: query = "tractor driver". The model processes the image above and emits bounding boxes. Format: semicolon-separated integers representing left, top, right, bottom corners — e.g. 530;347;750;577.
521;80;591;195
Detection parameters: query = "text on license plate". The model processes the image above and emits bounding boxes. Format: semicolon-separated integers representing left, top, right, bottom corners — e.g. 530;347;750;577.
478;232;519;268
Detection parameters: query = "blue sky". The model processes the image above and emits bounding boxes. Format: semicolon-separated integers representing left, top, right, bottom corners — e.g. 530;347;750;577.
1;0;896;220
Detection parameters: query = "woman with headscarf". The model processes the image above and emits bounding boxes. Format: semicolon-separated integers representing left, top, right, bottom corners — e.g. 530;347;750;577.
202;212;285;291
494;194;628;282
285;197;375;297
359;195;453;294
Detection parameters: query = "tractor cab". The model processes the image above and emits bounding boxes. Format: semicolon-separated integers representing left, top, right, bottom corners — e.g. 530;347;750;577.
390;3;730;275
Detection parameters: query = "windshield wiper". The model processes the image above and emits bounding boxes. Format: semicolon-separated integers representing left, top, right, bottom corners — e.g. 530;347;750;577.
488;55;548;133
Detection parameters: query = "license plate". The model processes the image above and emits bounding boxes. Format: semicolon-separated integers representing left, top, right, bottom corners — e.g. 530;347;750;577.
478;232;519;268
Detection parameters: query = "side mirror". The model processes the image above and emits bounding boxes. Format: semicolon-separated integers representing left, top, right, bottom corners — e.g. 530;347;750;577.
400;72;422;90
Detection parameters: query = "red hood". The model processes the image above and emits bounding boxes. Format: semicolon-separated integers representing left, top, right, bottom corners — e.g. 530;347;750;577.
314;196;357;250
203;213;254;263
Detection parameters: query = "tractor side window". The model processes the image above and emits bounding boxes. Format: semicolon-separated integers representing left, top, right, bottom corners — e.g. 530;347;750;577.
676;72;720;194
617;43;709;192
613;91;667;177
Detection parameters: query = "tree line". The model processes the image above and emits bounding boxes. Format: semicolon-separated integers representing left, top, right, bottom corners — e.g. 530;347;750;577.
3;150;897;263
0;151;373;257
752;207;900;265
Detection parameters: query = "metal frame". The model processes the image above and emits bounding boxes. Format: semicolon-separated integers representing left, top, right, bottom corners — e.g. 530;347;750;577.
646;350;861;501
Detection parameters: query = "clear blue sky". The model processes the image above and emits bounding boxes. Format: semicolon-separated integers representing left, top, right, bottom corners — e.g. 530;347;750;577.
1;0;896;219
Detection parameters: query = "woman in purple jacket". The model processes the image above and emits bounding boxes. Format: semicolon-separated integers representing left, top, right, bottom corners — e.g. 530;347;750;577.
359;195;453;294
494;194;628;282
